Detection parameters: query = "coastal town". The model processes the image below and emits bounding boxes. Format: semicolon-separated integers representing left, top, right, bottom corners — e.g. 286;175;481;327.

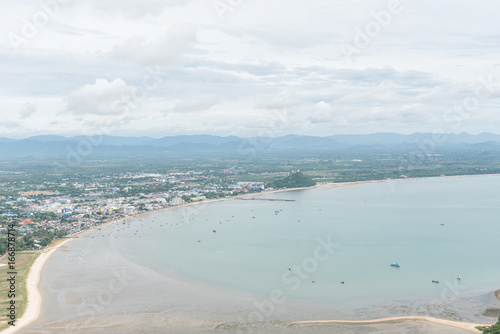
0;169;276;252
1;147;498;254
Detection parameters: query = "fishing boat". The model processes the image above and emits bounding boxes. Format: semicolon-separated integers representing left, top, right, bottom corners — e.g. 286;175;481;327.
391;263;400;267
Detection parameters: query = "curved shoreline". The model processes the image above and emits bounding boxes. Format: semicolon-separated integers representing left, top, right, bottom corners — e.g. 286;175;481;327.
286;316;488;333
4;174;499;333
2;239;71;334
1;185;324;333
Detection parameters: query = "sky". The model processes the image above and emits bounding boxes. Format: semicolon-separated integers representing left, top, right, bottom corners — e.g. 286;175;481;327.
1;0;500;138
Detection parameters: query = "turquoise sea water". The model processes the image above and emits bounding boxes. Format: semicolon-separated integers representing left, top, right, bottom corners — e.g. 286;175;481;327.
114;175;500;309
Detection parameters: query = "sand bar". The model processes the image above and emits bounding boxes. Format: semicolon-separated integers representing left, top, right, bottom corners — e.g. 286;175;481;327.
286;316;489;333
324;180;382;189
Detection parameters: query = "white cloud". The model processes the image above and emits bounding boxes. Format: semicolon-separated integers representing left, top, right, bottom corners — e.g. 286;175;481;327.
256;91;302;110
88;0;197;18
171;96;220;113
308;101;334;124
65;78;137;116
19;103;37;119
108;23;196;65
337;80;405;104
0;119;21;129
2;0;500;137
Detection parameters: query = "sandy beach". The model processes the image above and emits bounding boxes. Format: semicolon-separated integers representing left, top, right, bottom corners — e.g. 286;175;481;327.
287;316;489;333
2;188;302;333
5;175;499;333
2;239;71;334
324;180;382;189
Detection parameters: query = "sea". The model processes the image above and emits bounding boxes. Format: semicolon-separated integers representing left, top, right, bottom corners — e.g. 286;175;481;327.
20;175;500;333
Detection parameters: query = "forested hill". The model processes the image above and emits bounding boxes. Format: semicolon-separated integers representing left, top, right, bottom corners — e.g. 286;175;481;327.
267;171;316;189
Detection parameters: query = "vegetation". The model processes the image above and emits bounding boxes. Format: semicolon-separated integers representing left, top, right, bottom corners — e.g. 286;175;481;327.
0;252;39;330
0;230;67;254
267;171;316;189
477;316;500;333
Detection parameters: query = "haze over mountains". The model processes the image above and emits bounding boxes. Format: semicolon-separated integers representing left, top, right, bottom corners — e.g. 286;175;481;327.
0;133;499;159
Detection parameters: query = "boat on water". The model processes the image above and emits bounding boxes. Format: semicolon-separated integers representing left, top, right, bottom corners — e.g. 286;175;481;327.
391;263;400;267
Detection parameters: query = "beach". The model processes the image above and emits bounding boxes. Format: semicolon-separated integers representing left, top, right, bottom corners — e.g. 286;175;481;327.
4;187;313;333
2;239;70;334
287;316;488;333
6;176;500;333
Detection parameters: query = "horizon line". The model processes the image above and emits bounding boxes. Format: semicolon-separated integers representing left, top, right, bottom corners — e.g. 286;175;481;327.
2;131;500;140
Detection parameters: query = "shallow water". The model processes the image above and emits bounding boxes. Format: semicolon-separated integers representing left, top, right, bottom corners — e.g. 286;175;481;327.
115;175;500;308
20;175;500;333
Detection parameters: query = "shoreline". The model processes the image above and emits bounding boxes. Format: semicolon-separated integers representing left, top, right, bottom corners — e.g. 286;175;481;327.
286;316;489;333
73;182;324;238
5;173;499;333
324;180;382;189
64;172;500;239
2;239;71;334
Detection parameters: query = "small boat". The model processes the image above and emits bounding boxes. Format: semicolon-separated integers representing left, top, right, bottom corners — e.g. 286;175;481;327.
391;263;400;267
432;280;439;283
457;275;461;280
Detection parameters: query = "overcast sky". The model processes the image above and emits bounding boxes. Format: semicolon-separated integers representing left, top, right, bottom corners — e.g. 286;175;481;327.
1;0;499;138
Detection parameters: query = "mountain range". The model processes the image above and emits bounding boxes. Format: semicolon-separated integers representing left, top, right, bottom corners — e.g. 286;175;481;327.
0;133;499;160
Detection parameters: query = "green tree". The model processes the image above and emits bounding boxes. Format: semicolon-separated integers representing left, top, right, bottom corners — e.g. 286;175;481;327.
0;237;6;254
481;316;500;333
40;236;52;247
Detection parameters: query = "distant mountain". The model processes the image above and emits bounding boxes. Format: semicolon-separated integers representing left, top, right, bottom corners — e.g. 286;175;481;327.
146;135;243;147
267;135;341;151
69;135;154;146
0;133;499;160
26;135;68;142
326;132;500;145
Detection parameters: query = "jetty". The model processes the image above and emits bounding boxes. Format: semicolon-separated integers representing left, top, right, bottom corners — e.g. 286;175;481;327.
236;197;296;202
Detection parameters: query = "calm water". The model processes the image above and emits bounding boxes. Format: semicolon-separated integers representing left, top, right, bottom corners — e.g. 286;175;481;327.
21;175;500;333
115;175;500;308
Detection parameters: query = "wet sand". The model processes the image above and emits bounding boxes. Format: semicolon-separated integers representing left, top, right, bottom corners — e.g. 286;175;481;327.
286;316;487;333
324;180;382;189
